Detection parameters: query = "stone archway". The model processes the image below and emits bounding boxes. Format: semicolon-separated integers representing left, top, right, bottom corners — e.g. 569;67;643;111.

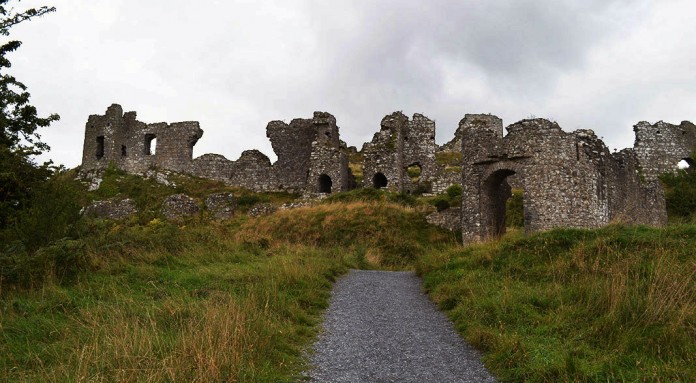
318;174;332;193
481;168;517;239
373;172;388;189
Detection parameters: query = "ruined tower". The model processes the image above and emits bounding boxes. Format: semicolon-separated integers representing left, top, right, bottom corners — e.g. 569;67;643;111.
81;104;203;174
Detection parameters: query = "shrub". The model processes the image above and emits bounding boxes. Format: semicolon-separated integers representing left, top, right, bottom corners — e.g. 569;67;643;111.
661;167;696;222
446;184;462;200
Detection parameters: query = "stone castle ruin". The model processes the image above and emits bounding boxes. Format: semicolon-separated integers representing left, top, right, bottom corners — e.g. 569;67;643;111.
81;105;354;194
81;104;695;243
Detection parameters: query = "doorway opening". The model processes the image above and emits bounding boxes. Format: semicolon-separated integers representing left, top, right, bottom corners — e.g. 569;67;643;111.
482;169;522;238
318;174;332;193
373;172;388;189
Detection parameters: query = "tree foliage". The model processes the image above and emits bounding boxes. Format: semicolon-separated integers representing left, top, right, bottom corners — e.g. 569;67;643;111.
0;0;58;226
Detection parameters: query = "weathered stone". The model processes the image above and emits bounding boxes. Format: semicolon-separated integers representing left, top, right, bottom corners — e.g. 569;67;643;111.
161;194;199;221
459;116;675;244
633;120;696;180
79;103;695;242
280;200;316;210
205;193;236;220
81;104;203;175
83;198;137;220
362;112;439;194
81;105;353;195
426;208;461;232
247;203;277;217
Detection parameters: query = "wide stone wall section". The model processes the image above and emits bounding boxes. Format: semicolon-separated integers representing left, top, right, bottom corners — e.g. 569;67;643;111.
362;112;444;193
81;104;203;175
82;104;352;195
460;117;668;244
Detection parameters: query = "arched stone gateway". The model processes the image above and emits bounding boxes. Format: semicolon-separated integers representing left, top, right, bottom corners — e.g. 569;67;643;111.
460;117;671;244
318;174;332;193
481;169;516;238
373;172;388;189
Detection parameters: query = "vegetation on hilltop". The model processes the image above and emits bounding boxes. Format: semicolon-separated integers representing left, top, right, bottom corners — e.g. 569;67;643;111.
1;159;694;381
417;225;695;381
661;163;696;223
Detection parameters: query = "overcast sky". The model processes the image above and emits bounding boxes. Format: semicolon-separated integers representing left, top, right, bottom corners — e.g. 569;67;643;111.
6;0;696;167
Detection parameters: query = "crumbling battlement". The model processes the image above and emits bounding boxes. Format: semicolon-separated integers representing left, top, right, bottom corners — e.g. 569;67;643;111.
82;105;352;194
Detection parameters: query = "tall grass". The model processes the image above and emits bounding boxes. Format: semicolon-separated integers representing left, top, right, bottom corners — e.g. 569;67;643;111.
417;224;696;382
236;201;455;267
1;219;350;382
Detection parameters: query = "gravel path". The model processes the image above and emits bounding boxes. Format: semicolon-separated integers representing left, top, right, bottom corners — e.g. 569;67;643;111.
306;270;497;383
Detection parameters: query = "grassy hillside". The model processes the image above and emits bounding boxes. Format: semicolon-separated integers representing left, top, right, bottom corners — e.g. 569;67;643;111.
2;165;695;382
0;169;453;382
417;225;696;382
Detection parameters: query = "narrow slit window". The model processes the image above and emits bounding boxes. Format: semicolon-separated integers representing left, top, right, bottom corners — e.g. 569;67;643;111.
96;136;105;160
145;134;157;155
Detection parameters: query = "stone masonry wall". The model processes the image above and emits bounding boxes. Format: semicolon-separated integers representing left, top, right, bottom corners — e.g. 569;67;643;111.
82;104;351;195
82;104;203;175
460;117;671;244
633;120;696;180
362;112;444;193
82;103;691;240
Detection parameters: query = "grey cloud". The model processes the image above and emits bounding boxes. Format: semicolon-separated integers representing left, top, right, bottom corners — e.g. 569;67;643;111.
6;0;694;167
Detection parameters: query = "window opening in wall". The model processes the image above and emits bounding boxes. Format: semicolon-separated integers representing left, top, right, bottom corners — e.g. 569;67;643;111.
373;172;388;189
325;131;331;139
677;158;694;171
407;163;422;183
121;145;127;157
145;134;157;155
506;187;524;230
95;136;105;160
318;174;332;193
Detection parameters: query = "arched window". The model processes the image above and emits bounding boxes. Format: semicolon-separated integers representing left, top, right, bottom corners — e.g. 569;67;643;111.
373;172;388;189
145;134;157;155
318;174;332;193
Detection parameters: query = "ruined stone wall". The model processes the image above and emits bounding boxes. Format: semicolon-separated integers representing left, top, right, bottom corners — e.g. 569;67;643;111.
266;118;316;192
362;112;444;193
401;114;439;192
81;104;203;175
155;122;204;172
189;154;232;182
82;104;351;195
308;143;350;194
362;112;408;191
460;117;670;244
229;150;274;190
82;104;129;171
633;120;696;180
606;149;667;226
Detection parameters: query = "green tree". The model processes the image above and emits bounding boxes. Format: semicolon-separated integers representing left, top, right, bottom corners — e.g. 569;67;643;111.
0;0;58;226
